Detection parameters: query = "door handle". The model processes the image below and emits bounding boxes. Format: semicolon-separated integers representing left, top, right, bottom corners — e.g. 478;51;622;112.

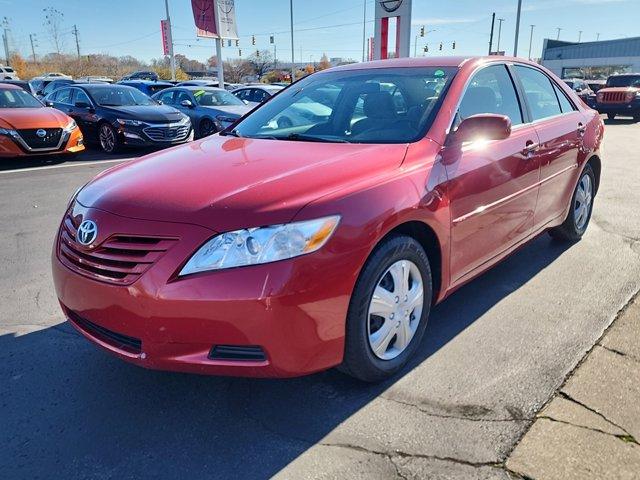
522;141;539;156
577;123;586;136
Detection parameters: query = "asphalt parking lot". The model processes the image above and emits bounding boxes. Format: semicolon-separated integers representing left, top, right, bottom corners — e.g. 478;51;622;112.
1;119;639;479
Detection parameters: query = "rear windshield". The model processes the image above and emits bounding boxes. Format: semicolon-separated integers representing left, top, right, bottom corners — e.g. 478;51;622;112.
0;88;42;108
232;67;457;144
606;75;640;88
148;85;171;94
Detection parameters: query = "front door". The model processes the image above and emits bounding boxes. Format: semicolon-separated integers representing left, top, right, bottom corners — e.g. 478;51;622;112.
444;64;541;282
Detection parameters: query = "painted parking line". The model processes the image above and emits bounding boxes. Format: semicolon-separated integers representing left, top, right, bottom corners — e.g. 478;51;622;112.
0;158;132;175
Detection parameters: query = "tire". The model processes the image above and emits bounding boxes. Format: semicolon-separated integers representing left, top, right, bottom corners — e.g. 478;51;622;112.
607;113;616;120
98;123;121;154
549;163;596;242
340;234;432;382
199;118;217;138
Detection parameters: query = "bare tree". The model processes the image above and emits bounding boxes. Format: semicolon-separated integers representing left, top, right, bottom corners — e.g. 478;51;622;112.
223;59;254;83
42;7;65;54
247;50;273;80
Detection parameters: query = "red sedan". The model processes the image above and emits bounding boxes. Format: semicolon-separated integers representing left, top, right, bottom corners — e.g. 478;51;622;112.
52;57;603;382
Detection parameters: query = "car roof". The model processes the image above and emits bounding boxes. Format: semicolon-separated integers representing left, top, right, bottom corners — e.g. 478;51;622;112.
120;80;172;85
329;56;545;73
0;83;21;90
170;86;226;92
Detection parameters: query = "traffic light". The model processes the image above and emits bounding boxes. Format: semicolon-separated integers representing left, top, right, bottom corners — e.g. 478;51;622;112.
452;41;456;50
439;42;443;51
256;50;260;57
423;45;428;53
227;39;232;47
251;35;256;45
420;26;425;37
239;49;242;56
235;39;239;47
270;35;274;44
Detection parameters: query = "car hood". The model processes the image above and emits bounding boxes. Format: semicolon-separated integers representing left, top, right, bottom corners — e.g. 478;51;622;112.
102;105;184;123
598;86;640;93
77;136;408;232
203;104;251;117
0;107;70;130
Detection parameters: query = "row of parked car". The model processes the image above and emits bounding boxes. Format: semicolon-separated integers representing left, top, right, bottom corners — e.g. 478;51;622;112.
563;75;640;120
0;71;297;158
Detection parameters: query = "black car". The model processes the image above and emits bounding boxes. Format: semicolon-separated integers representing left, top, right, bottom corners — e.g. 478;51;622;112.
0;80;33;93
32;78;76;99
121;71;159;81
44;83;193;153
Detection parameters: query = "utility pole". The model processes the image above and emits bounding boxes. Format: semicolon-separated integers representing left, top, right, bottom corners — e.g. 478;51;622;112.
488;12;495;55
528;25;535;60
556;27;562;40
578;30;582;42
361;0;366;62
596;32;601;41
29;33;37;62
496;18;504;54
290;0;295;82
1;17;10;66
72;24;80;58
164;0;176;81
514;0;522;57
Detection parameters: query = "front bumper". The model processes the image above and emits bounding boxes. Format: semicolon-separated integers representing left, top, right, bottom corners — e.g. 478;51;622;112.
117;121;193;147
52;205;364;377
595;99;640;116
0;128;84;158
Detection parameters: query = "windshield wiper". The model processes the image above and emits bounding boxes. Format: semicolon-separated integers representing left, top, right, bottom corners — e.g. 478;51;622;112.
285;133;351;143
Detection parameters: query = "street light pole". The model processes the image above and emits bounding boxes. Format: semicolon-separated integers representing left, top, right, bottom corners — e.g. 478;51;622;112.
578;30;582;42
513;0;522;57
496;18;504;54
164;0;176;81
556;27;562;40
528;24;535;60
361;0;367;62
290;0;295;82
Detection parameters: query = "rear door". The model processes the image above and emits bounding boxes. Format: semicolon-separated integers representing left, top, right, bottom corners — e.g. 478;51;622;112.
445;64;541;282
512;65;582;228
70;88;99;140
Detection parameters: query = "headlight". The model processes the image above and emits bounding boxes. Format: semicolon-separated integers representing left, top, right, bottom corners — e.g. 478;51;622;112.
216;115;238;123
179;215;341;276
67;182;87;208
179;114;191;124
63;119;77;132
117;118;144;127
0;127;17;136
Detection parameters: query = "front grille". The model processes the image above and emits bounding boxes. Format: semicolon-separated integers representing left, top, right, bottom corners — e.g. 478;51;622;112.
600;91;629;104
67;309;142;354
17;128;63;149
57;211;176;285
143;124;190;142
209;345;267;362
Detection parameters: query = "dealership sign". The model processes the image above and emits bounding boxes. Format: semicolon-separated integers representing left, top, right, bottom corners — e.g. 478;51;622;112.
191;0;238;40
160;20;171;55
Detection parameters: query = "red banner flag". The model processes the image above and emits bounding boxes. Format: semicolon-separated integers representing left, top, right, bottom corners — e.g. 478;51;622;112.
192;0;218;38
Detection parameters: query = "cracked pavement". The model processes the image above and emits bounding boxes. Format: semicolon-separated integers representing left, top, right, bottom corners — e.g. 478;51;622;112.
1;119;639;479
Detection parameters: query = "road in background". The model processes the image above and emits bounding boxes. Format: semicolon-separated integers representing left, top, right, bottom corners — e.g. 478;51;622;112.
1;121;639;479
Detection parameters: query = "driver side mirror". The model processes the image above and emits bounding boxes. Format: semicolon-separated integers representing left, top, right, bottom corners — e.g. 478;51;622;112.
75;101;91;109
242;99;249;105
45;100;54;107
448;114;511;145
180;99;193;108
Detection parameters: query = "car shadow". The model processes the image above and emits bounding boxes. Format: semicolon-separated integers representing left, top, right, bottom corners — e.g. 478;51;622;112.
0;235;572;478
603;117;638;126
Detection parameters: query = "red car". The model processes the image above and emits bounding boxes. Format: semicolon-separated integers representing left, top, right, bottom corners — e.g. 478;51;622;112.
52;57;603;382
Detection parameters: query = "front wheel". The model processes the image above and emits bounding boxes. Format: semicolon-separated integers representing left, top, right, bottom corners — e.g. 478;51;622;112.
549;164;595;242
340;235;432;382
199;118;217;138
98;123;121;154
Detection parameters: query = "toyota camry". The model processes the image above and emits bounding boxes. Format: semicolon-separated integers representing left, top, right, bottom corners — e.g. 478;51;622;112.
52;57;603;382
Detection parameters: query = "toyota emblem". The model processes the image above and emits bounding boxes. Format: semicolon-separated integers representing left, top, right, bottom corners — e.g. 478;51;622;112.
77;220;98;246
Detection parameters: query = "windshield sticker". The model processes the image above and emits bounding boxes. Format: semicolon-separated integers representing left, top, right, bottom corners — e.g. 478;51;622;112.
194;90;205;98
434;69;445;77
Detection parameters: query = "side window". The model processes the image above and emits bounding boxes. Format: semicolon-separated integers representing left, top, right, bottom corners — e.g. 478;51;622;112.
235;89;248;101
458;64;523;126
175;90;192;105
74;89;91;106
255;90;269;102
514;66;562;121
552;83;575;113
157;90;175;105
56;88;73;105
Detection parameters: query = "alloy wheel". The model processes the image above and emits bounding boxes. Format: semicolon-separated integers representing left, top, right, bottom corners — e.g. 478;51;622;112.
100;125;116;152
367;260;424;360
574;173;593;231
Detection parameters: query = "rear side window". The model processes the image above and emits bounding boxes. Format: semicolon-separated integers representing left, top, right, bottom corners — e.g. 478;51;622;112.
553;83;575;113
74;89;91;105
458;64;523;126
514;66;562;121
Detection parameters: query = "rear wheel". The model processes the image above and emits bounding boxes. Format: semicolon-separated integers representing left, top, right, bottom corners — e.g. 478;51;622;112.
341;235;432;382
98;123;121;154
199;118;217;138
549;164;595;242
607;113;616;120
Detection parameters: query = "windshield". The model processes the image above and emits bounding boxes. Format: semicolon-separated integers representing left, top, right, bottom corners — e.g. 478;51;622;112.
87;86;156;106
607;75;640;88
194;89;244;106
231;67;456;144
0;88;42;108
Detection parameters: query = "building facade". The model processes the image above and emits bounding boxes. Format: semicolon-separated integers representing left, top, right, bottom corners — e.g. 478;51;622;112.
541;37;640;79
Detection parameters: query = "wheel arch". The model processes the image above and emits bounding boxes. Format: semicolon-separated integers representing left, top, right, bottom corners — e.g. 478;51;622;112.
586;154;601;194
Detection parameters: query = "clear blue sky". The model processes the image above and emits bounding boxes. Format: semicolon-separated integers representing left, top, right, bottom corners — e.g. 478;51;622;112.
2;0;639;64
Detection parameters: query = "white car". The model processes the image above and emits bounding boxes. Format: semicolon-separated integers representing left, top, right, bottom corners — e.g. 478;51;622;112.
0;65;19;80
40;72;72;80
